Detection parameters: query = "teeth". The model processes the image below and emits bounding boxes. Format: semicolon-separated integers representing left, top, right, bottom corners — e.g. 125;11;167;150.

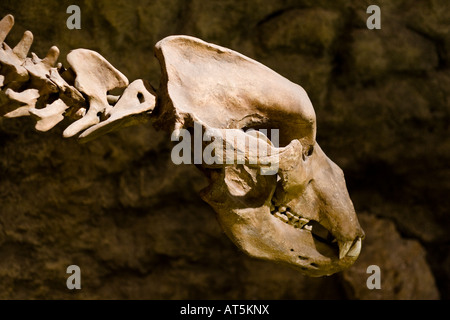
347;238;362;257
271;204;322;234
274;212;288;223
290;215;300;227
298;218;309;228
270;203;351;255
338;240;354;259
286;211;295;220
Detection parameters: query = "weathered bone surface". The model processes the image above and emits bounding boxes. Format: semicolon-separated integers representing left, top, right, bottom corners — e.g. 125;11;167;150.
79;79;156;143
154;36;316;149
63;49;129;138
0;14;154;140
155;36;364;276
0;14;364;277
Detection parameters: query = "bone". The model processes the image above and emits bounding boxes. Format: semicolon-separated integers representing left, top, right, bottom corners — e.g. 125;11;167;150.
47;68;85;113
2;88;40;117
1;43;68;120
155;36;363;276
23;46;60;97
338;240;354;260
285;211;295;220
154;35;316;147
1;15;366;277
201;127;303;176
0;41;30;89
29;98;70;132
0;14;94;135
0;14;14;44
274;212;288;223
347;237;362;257
203;129;274;165
107;95;121;104
23;46;60;77
12;30;33;60
78;79;156;142
0;16;31;89
42;46;60;68
63;49;129;138
298;218;310;228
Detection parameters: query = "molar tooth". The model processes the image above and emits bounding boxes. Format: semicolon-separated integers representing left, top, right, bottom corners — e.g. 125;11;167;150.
298;218;309;228
304;224;312;231
279;206;287;213
286;211;295;220
274;212;288;223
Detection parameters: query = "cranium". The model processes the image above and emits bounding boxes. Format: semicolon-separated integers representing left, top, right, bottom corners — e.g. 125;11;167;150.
154;36;364;276
0;14;364;277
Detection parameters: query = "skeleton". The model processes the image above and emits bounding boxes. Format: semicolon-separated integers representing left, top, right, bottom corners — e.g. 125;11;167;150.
0;14;364;277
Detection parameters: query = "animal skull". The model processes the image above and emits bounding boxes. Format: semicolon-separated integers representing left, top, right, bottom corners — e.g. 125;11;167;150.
0;15;364;277
154;36;364;276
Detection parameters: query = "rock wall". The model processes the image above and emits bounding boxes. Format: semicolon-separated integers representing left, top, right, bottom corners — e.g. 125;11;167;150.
0;0;447;299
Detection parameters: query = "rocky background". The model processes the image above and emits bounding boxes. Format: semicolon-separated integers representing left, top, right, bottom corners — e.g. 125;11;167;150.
0;0;448;299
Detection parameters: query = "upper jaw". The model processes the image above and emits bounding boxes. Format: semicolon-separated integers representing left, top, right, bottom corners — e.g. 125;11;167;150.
271;143;365;267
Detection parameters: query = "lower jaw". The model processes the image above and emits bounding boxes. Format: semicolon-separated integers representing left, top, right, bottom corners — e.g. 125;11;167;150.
215;206;360;277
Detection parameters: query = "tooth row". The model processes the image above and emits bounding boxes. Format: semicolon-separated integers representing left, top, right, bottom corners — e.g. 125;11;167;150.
271;205;309;229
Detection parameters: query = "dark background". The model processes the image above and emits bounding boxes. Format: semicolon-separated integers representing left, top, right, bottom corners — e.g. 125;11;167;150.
0;0;448;299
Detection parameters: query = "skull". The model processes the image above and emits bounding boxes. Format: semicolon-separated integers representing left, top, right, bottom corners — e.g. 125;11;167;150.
153;36;364;276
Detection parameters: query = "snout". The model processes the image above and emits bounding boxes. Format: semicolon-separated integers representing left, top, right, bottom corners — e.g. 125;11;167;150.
313;148;364;242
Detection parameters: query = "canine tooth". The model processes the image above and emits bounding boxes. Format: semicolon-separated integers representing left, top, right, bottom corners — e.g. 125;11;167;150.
347;238;362;257
338;240;354;259
274;212;288;223
270;204;275;212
